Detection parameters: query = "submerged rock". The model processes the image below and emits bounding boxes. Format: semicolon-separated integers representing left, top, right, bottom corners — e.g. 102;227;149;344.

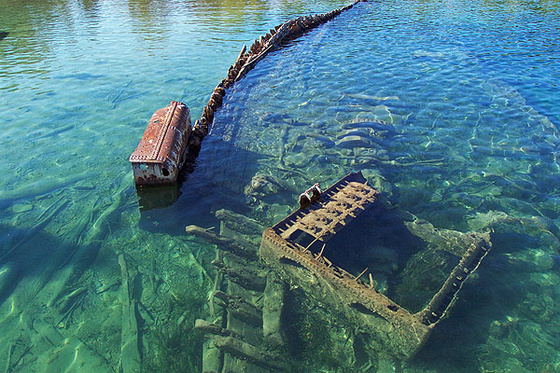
283;153;311;168
337;128;373;139
505;249;555;271
529;273;560;288
335;135;371;149
361;168;393;194
244;173;286;198
306;132;335;148
466;210;509;231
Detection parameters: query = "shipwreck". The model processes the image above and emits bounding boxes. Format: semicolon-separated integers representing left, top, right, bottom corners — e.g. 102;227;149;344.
192;171;492;371
260;171;491;359
124;0;493;368
129;2;363;187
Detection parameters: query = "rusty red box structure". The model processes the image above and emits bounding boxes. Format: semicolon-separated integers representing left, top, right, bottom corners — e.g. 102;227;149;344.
130;101;191;185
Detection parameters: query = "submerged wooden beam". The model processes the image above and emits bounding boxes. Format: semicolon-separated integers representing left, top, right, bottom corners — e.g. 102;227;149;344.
211;259;267;292
185;225;258;260
263;274;286;347
195;319;241;338
213;290;263;327
118;254;142;373
214;209;264;236
210;335;287;371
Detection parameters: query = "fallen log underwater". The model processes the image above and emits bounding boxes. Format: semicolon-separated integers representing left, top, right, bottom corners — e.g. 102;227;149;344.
130;0;367;185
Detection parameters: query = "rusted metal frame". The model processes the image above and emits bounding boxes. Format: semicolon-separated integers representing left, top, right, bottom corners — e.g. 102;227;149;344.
314;243;327;260
416;234;491;325
274;174;379;242
258;172;431;359
276;233;369;290
259;170;493;359
355;266;369;282
261;227;425;328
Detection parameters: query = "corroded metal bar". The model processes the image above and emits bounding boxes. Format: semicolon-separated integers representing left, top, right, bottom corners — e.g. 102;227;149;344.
415;233;491;325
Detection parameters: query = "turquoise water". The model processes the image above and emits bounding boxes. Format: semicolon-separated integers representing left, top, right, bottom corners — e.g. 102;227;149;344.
1;0;560;371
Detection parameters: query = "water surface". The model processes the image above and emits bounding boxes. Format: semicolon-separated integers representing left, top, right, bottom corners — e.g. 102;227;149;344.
1;0;559;371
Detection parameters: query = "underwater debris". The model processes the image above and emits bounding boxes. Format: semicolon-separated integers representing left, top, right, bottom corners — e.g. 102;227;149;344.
118;254;142;372
129;0;366;190
259;171;492;359
190;171;492;369
215;209;265;236
211;257;267;292
262;275;286;347
245;173;288;199
191;207;289;372
186;225;259;260
32;318;111;371
213;290;263;327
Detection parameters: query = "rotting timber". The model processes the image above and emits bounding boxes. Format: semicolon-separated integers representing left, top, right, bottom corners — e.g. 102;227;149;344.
259;171;492;360
191;219;289;371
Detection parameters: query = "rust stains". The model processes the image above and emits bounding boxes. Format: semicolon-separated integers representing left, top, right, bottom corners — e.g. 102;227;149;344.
129;101;191;185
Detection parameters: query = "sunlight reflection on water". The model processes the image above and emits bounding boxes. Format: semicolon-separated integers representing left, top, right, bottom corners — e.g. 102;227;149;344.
0;0;559;371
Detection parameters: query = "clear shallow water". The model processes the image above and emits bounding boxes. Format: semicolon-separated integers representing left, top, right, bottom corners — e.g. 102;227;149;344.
1;0;559;372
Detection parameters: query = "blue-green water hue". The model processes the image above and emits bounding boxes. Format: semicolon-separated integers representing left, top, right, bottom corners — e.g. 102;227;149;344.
1;0;559;371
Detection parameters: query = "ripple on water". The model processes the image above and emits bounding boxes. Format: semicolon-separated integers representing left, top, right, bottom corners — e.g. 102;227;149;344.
1;0;560;371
